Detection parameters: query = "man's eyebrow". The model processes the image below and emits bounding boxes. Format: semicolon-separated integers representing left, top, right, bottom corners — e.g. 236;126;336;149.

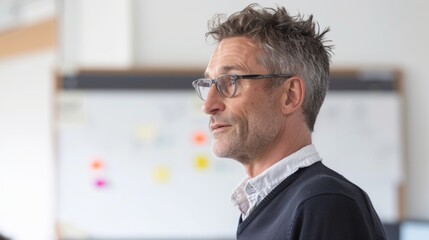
204;65;239;78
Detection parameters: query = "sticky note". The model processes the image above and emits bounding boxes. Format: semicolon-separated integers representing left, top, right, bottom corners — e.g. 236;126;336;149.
59;93;86;126
94;178;107;189
192;131;207;145
152;166;171;184
135;124;157;142
194;155;210;171
90;159;104;171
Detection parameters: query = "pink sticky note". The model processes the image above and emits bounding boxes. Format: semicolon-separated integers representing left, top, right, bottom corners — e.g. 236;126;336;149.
94;179;107;188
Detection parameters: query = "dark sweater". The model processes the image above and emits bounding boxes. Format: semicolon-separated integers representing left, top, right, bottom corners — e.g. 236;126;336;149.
236;162;387;240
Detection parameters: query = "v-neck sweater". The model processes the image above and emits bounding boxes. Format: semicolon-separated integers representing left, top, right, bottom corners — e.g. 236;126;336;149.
236;162;387;240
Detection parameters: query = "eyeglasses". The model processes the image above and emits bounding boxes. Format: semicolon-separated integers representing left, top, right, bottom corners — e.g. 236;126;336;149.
192;74;294;101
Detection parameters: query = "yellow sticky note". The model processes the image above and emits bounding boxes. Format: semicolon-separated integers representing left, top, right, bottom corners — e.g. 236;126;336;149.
194;155;210;171
135;124;157;142
153;166;171;184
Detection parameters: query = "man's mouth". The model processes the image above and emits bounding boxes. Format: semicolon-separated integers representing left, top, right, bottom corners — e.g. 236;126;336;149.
210;123;230;133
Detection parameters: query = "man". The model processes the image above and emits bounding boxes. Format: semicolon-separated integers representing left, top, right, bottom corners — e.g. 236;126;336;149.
192;3;387;240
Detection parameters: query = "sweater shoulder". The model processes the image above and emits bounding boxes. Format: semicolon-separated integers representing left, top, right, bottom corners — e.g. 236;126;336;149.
289;162;368;202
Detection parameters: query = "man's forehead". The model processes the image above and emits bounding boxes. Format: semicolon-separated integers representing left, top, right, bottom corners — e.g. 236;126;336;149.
204;65;240;78
205;37;260;78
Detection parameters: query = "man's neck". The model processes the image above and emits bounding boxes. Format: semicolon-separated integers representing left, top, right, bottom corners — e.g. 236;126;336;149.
243;135;312;178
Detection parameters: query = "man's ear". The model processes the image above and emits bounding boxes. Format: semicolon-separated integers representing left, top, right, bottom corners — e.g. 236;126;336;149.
280;77;305;115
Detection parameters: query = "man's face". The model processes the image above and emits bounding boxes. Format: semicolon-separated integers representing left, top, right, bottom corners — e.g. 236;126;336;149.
203;37;285;164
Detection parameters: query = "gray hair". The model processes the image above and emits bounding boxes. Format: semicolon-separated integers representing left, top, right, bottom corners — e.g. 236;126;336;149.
206;3;333;131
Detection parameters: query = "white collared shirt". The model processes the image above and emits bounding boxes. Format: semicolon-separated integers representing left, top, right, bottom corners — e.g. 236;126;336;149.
231;144;322;220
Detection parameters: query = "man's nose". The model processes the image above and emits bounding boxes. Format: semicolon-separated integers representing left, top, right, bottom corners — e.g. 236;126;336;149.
202;85;225;115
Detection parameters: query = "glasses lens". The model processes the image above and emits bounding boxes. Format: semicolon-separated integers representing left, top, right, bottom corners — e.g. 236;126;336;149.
217;75;236;98
195;79;212;100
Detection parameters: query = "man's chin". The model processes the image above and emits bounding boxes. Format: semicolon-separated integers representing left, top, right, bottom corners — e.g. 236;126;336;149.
212;144;231;159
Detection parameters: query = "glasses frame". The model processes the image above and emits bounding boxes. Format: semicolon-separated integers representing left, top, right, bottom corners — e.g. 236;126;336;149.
192;74;294;101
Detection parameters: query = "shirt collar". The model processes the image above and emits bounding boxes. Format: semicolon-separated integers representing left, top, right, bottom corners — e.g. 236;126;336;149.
231;144;322;217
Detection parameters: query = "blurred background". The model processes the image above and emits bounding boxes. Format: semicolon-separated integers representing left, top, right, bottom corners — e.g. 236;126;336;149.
0;0;428;239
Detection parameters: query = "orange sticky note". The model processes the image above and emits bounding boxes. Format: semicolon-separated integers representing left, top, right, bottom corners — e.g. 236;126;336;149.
192;131;207;145
90;159;104;171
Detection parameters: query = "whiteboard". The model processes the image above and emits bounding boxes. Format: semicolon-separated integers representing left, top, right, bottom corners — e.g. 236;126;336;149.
313;91;403;222
57;90;244;239
57;71;403;239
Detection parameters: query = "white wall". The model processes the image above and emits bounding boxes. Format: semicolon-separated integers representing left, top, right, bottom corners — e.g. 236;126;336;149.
0;50;56;240
59;0;132;70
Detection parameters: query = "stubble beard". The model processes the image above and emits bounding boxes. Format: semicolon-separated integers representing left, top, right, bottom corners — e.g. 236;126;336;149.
212;132;251;164
211;117;280;165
